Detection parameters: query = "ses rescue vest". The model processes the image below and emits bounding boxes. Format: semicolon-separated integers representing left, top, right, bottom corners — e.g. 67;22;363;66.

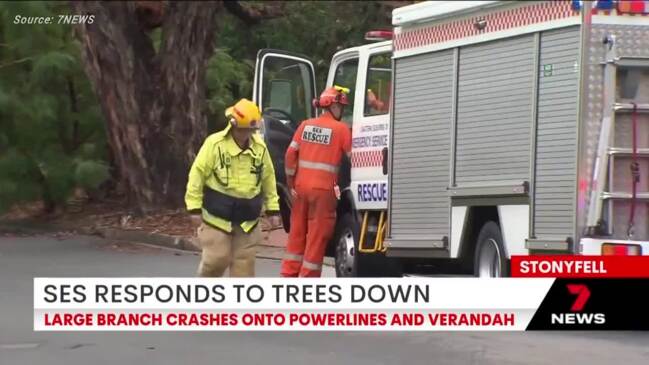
285;113;352;190
185;125;280;233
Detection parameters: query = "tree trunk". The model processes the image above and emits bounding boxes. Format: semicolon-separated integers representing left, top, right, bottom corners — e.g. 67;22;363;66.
70;1;219;213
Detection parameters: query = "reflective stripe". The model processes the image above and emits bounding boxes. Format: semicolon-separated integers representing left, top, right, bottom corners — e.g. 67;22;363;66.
302;260;322;271
283;253;303;262
285;168;296;176
241;220;258;233
201;208;232;233
289;141;300;150
298;159;338;174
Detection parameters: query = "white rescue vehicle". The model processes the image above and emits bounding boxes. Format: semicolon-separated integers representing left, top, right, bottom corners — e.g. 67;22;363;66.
254;0;649;277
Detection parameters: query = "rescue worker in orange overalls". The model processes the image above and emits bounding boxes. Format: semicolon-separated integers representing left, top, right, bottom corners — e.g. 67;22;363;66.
280;86;352;277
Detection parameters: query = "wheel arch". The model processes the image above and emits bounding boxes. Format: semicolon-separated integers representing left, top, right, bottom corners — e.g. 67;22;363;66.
336;188;359;222
326;189;358;256
457;206;503;264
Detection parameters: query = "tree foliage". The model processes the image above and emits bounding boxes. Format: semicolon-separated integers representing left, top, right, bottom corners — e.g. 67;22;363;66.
0;1;108;213
0;0;397;213
207;1;393;131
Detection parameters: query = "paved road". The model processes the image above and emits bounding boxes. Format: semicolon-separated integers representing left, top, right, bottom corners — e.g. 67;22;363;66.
1;234;649;365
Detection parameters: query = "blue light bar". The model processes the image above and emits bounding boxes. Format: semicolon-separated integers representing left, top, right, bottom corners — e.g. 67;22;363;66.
572;0;617;11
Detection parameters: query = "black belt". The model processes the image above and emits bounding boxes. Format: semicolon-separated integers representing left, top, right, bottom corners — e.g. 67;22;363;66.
203;187;262;223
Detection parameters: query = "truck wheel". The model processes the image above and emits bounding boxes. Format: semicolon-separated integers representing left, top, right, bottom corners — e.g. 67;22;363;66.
473;221;509;277
334;213;358;277
334;213;401;277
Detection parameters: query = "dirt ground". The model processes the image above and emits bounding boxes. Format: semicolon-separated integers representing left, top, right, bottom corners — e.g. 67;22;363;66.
0;196;288;247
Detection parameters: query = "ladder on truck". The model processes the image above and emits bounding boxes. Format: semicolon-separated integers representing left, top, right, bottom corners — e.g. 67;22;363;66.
587;34;649;238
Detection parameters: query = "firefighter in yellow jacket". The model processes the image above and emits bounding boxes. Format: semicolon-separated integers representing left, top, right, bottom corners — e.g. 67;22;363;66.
185;98;281;277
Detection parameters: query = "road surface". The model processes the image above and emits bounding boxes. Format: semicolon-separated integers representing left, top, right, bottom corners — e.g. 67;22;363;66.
1;234;648;365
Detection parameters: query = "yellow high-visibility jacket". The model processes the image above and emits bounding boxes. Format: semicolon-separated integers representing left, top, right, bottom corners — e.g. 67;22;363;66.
185;125;280;233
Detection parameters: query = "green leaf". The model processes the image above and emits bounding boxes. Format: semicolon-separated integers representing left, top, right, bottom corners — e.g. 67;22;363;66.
0;132;8;150
38;155;75;204
0;150;41;211
74;160;109;190
0;86;8;109
32;51;76;82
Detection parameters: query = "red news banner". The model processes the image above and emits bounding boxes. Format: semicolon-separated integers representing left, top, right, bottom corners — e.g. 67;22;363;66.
33;278;552;331
511;256;649;278
40;311;515;329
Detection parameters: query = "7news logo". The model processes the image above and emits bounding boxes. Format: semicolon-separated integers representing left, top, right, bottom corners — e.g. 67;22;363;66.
550;284;606;325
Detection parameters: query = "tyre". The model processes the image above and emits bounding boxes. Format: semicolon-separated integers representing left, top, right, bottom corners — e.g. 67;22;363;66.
333;213;358;277
473;221;509;277
333;213;401;277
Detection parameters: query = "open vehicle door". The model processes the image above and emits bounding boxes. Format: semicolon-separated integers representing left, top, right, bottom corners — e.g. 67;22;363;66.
253;49;317;231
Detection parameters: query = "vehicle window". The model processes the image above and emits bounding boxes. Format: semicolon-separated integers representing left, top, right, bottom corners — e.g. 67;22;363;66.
332;58;359;125
364;53;391;116
262;56;314;124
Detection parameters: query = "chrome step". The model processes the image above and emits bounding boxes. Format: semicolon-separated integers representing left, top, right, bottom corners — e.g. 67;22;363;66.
615;57;649;68
602;192;649;200
608;148;649;156
614;103;649;113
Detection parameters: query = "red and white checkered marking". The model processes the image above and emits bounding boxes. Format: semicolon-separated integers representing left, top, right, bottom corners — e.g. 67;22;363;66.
394;1;577;51
351;150;383;168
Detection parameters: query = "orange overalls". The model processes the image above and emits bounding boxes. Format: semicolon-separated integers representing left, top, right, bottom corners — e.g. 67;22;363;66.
280;112;352;277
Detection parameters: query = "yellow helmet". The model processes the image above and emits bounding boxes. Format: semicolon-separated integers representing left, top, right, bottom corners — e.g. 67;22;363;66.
225;98;262;129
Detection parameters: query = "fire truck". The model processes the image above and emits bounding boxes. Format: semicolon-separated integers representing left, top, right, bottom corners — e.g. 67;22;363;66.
254;0;649;277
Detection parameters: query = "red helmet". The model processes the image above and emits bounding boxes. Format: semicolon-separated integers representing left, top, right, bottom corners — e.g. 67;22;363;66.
313;86;349;108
